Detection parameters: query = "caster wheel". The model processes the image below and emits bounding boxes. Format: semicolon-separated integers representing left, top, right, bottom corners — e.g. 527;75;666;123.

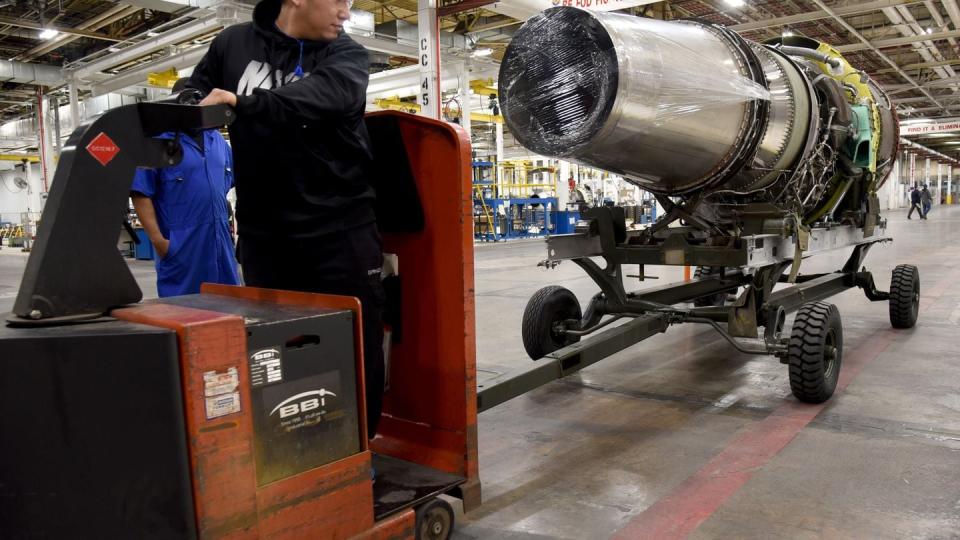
415;498;454;540
521;286;582;360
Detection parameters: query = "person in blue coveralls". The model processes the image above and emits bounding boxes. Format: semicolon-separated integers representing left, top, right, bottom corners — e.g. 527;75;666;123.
130;78;240;297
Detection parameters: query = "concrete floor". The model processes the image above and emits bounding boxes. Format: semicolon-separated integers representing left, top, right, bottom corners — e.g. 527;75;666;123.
2;207;959;539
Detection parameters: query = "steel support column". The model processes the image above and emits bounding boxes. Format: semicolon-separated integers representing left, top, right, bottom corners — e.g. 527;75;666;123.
49;95;61;157
559;160;570;209
457;61;471;136
23;160;40;243
69;81;81;130
35;88;54;197
417;0;441;119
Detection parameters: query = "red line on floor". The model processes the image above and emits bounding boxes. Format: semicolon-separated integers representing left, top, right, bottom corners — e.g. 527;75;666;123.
922;265;954;308
612;333;893;540
613;265;960;540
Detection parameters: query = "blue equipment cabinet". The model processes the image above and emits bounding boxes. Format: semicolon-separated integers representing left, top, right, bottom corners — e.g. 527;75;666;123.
473;197;557;241
551;210;580;234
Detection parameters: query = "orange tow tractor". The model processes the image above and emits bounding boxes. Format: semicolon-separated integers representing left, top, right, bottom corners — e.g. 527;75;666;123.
0;103;478;539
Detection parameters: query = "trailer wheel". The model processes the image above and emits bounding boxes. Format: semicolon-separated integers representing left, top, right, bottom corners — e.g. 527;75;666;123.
788;301;843;404
889;264;920;329
415;498;454;540
693;266;726;307
522;286;582;360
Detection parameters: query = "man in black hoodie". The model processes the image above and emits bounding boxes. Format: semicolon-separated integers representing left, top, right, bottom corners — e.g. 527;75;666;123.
189;0;385;438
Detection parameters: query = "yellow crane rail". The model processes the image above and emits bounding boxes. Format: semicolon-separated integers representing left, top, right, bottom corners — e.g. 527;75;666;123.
0;154;39;162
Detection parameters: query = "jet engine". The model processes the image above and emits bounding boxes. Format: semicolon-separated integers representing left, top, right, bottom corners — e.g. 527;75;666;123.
498;7;898;228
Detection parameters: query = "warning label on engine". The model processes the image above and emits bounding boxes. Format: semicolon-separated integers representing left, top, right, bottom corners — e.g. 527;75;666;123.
249;347;283;387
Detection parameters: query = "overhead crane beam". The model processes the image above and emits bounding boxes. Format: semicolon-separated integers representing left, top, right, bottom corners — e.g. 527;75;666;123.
375;98;503;123
0;154;38;162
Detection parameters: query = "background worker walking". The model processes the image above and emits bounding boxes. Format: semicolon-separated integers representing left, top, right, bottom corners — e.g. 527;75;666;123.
921;185;933;218
908;185;925;220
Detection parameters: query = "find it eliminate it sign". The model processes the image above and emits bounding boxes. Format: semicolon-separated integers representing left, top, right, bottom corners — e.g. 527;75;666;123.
902;120;960;136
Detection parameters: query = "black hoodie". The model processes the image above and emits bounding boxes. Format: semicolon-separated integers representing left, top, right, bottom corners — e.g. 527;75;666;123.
188;0;374;239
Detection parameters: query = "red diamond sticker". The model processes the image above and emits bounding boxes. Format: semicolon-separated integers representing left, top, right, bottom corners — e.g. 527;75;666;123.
85;132;120;166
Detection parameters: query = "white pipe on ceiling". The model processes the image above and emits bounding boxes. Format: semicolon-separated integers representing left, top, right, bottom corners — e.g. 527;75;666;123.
70;12;230;83
0;60;63;86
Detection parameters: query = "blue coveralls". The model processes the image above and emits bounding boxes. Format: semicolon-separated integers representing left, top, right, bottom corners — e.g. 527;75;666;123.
132;130;240;297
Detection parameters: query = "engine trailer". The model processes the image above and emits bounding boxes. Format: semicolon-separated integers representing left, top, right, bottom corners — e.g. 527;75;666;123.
477;205;919;413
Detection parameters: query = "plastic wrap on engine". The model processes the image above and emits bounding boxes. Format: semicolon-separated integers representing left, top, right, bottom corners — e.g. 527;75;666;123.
616;18;771;125
499;8;770;159
497;9;619;156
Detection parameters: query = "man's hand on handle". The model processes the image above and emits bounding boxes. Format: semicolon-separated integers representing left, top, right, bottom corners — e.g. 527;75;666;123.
199;89;237;107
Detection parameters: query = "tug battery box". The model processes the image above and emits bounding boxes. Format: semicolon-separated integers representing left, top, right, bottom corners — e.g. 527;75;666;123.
161;294;361;486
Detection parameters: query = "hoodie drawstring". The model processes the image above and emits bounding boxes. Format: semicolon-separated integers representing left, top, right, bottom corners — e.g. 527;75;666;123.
294;39;304;78
274;22;305;78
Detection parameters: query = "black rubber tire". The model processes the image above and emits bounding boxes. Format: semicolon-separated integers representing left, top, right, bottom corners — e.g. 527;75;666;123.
693;266;726;307
415;498;454;540
788;301;843;404
522;286;582;360
889;264;920;329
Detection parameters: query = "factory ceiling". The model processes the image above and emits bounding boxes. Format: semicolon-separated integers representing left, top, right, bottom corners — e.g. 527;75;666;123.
433;0;960;157
0;0;956;156
0;0;187;121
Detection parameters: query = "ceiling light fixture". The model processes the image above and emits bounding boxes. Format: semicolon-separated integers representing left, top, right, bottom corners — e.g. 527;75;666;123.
38;28;59;40
782;30;794;37
724;0;745;7
926;27;933;34
147;31;159;37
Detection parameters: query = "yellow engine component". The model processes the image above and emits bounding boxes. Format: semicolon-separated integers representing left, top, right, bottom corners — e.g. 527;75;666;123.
812;42;881;174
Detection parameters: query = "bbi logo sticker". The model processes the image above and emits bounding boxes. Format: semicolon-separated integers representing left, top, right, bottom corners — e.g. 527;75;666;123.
270;389;337;419
262;371;343;433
